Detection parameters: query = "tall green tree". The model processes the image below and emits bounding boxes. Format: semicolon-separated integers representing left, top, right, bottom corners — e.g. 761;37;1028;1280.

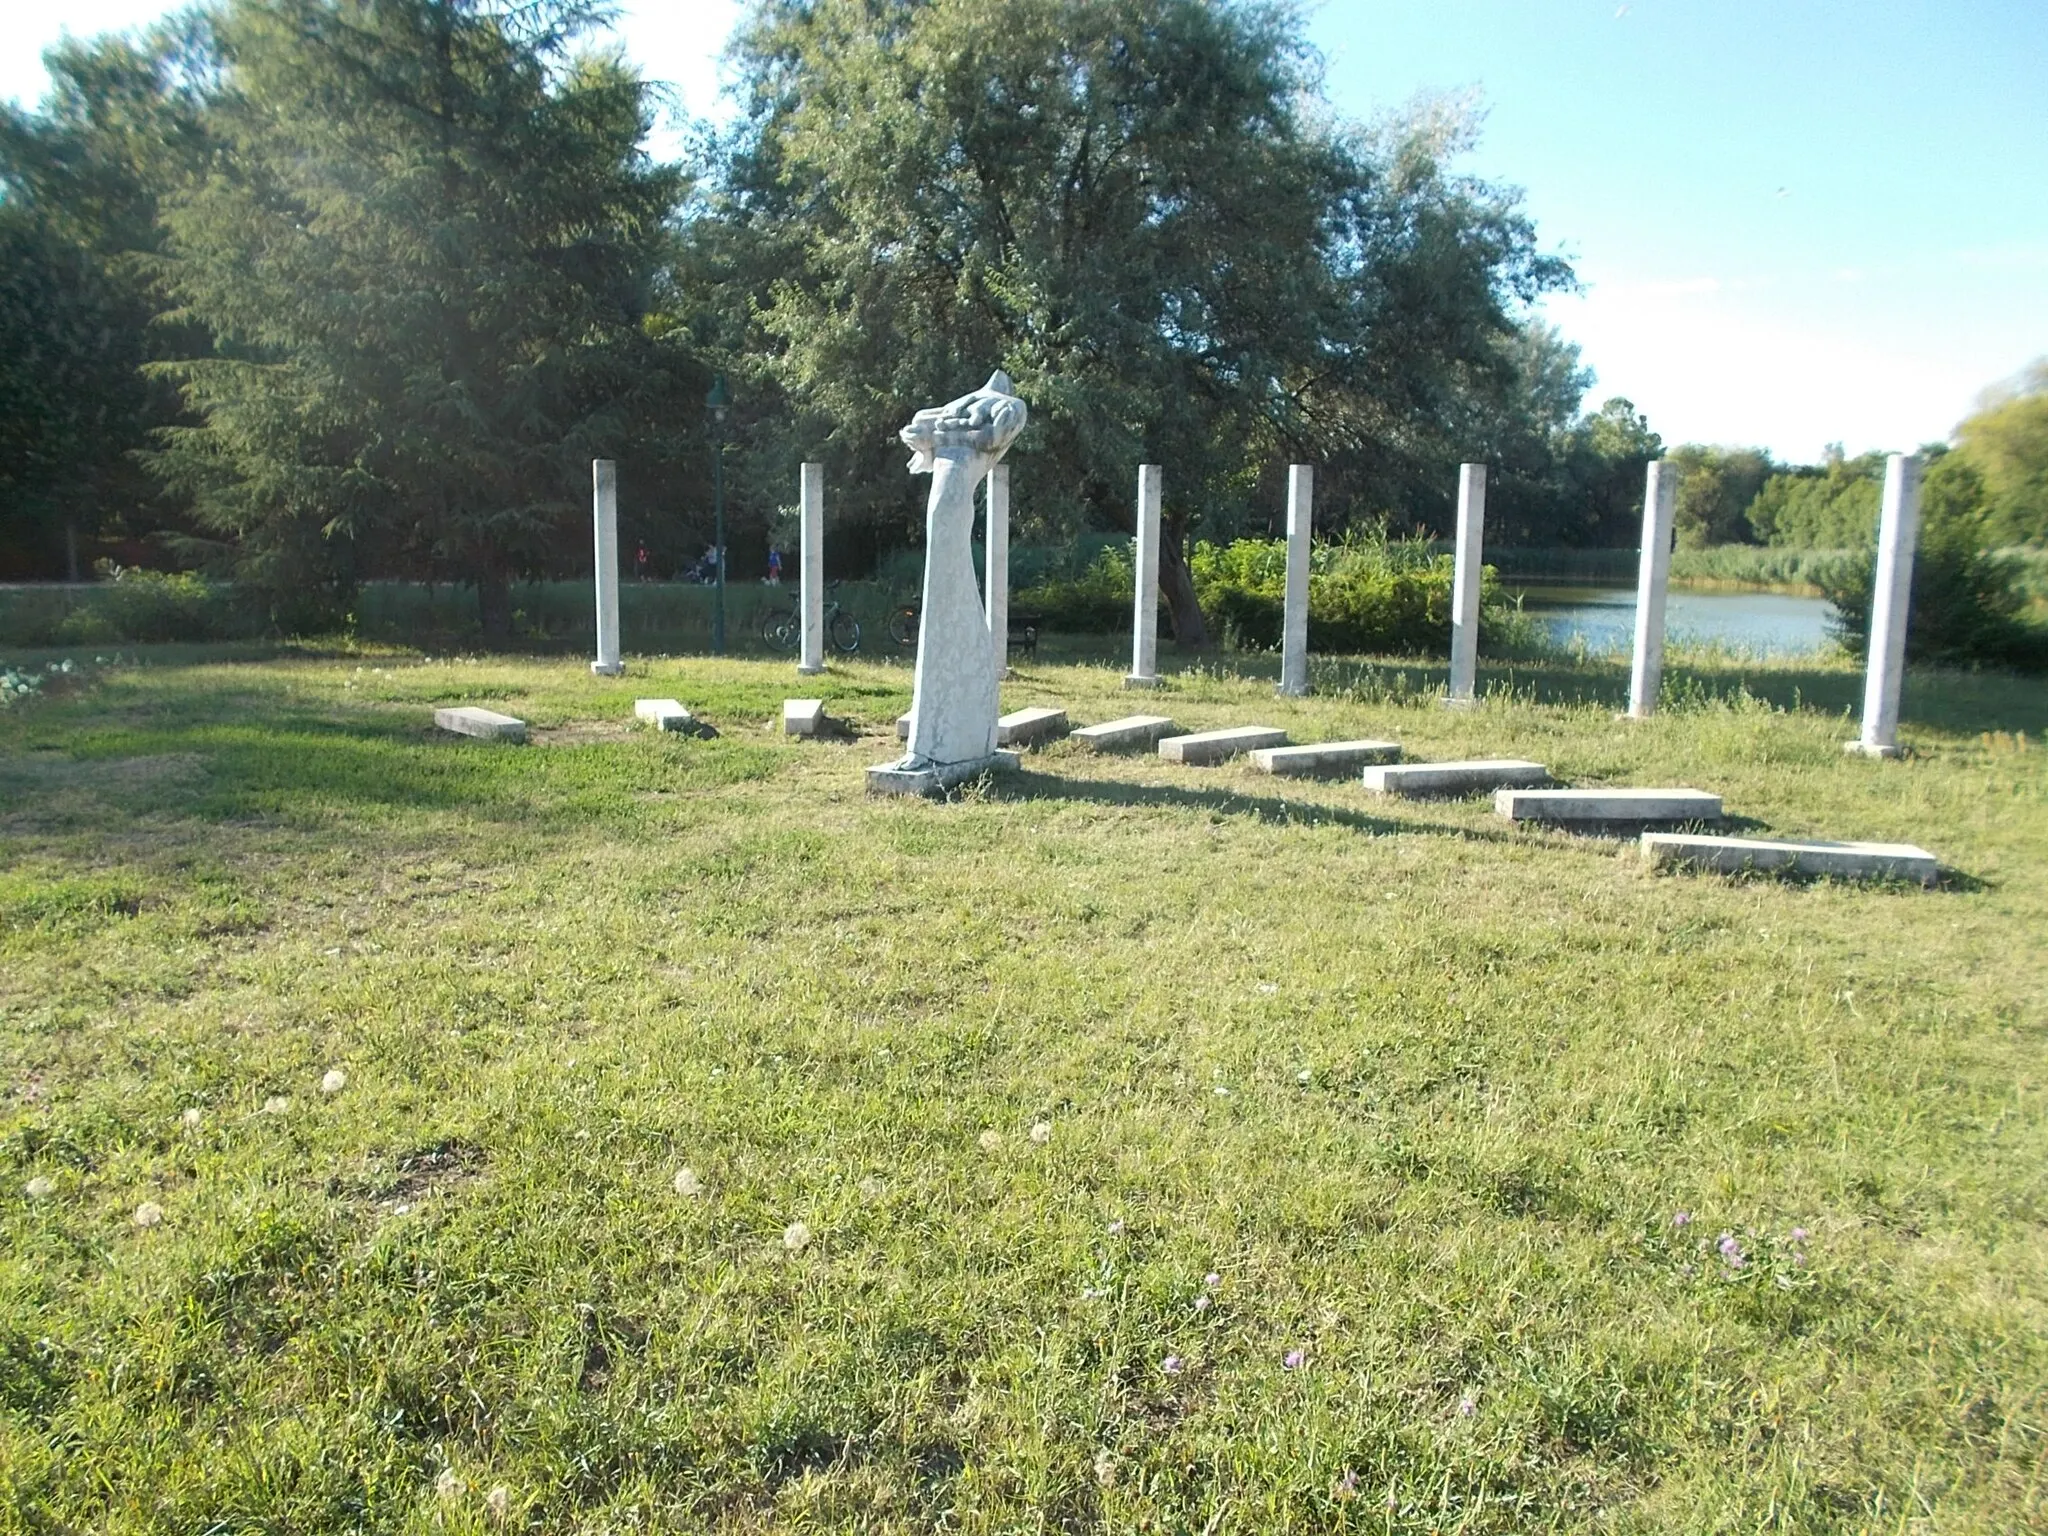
1745;447;1884;548
1954;358;2048;546
0;23;212;578
711;0;1569;641
154;0;688;634
1667;444;1771;549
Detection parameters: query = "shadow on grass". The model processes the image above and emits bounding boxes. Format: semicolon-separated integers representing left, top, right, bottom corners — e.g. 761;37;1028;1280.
988;765;1523;847
1016;635;2048;736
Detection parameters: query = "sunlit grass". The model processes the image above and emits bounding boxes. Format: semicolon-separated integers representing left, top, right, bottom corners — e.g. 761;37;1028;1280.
2;645;2044;1532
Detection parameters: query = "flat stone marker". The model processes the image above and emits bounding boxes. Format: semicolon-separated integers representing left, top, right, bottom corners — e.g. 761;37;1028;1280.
1496;787;1722;826
867;749;1019;797
1250;739;1400;776
784;698;826;737
1361;759;1547;797
634;698;694;732
1642;832;1937;886
1073;714;1176;752
996;706;1068;748
1159;726;1287;765
434;706;525;743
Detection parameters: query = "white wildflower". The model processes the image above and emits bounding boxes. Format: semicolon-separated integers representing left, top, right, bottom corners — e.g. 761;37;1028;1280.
783;1221;811;1253
320;1069;348;1095
673;1167;703;1198
133;1201;164;1227
1028;1121;1051;1144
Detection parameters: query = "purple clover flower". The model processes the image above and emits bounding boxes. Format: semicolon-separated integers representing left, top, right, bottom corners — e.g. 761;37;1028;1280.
1162;1354;1183;1376
1283;1349;1306;1370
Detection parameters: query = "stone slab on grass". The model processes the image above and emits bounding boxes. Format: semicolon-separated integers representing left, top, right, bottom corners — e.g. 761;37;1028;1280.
634;698;694;731
1496;786;1722;826
1642;833;1938;886
784;698;827;737
866;750;1019;797
1250;739;1400;776
996;706;1069;748
1073;714;1176;752
1361;759;1547;797
1158;726;1287;765
434;706;526;743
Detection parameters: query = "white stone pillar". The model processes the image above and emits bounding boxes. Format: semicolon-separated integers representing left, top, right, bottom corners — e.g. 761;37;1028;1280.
591;459;623;676
1125;463;1162;688
1847;453;1923;758
1627;459;1678;719
798;462;825;674
984;462;1011;679
1279;464;1312;696
1445;462;1486;705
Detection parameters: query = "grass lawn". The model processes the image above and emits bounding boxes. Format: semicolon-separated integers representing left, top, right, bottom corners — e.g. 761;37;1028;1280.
2;641;2044;1532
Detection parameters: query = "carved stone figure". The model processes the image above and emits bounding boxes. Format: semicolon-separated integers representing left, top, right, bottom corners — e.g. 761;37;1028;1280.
868;372;1028;795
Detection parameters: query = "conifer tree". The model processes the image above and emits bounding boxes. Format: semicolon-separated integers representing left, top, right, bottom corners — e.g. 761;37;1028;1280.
155;0;684;633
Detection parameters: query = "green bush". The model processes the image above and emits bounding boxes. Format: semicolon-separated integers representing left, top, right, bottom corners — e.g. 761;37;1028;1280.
1012;548;1140;633
1191;530;1528;655
1013;531;1537;655
73;566;231;643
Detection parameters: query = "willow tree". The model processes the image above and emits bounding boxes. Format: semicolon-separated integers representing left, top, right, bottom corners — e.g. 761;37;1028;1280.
715;0;1568;641
155;0;683;634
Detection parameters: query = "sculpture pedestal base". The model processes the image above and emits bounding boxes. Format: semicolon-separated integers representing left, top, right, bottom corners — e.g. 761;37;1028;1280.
1843;739;1902;760
591;662;624;678
1123;673;1161;690
1440;694;1478;711
866;750;1019;798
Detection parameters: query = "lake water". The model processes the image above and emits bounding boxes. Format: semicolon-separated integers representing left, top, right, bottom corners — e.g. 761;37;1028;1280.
1512;583;1834;657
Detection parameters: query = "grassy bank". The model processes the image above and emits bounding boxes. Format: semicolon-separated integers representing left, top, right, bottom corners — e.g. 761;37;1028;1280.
2;645;2044;1532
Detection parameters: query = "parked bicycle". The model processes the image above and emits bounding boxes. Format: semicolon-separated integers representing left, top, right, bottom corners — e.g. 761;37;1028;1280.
761;581;862;654
887;602;920;649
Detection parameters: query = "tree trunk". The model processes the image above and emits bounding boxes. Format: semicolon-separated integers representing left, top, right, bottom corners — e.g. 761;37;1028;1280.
476;563;513;643
1159;520;1209;647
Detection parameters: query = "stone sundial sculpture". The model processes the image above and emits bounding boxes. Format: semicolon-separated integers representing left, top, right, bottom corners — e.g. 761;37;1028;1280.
866;371;1028;796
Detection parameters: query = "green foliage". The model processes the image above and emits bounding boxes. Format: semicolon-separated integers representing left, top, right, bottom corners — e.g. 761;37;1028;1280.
1013;531;1528;654
1819;453;2046;670
1746;448;1885;547
1954;358;2048;545
0;24;209;576
1665;545;1851;590
1668;445;1771;549
57;564;231;644
152;0;691;636
1012;548;1143;634
715;0;1571;638
1187;531;1526;654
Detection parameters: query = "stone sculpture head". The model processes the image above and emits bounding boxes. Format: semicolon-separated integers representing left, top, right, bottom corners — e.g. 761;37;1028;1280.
900;371;1029;474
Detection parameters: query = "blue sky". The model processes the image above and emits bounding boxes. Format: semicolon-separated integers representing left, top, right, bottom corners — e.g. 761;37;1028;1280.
7;0;2045;461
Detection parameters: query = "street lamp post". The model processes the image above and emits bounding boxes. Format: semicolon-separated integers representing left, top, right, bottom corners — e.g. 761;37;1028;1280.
707;374;729;656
